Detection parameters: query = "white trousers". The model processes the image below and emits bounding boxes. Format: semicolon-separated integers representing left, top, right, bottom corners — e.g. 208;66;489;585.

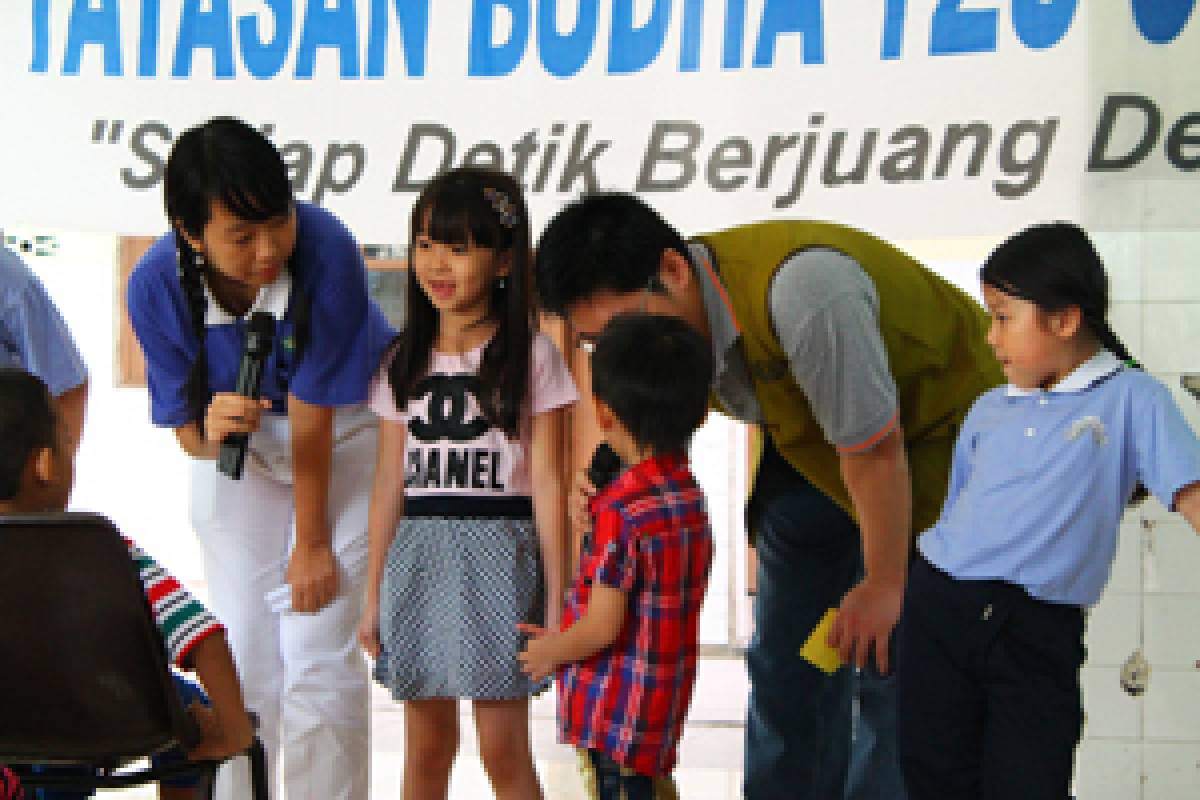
190;407;375;800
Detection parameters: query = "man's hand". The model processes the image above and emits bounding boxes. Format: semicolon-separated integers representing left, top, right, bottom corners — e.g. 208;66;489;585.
828;575;904;673
517;623;558;682
186;702;254;762
287;541;338;612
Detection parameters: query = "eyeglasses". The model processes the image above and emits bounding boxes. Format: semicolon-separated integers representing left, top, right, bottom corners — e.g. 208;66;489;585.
573;278;662;354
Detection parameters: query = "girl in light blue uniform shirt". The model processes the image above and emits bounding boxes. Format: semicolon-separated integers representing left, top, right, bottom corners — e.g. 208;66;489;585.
898;222;1200;800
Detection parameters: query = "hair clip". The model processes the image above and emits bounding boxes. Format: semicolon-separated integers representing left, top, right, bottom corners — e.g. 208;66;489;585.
483;187;519;229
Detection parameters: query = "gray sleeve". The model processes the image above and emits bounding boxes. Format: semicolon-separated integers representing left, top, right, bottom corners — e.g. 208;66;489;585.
769;248;898;452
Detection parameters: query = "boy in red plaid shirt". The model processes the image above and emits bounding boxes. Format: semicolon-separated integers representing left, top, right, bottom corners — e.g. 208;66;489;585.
519;312;714;799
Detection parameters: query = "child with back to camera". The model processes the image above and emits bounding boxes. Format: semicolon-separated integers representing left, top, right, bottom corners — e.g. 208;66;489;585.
519;312;716;800
897;222;1200;800
0;368;254;800
358;167;576;800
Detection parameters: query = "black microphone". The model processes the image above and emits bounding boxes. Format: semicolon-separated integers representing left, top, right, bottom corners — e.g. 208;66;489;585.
217;312;276;480
585;442;622;492
580;443;623;560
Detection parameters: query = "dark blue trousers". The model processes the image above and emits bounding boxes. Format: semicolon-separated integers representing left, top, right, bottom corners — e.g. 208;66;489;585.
898;556;1085;800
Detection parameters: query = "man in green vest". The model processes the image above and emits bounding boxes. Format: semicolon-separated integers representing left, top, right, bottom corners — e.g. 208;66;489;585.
534;192;1002;800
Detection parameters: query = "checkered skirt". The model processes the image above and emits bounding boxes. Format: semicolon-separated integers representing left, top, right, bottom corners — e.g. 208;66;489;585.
373;513;548;700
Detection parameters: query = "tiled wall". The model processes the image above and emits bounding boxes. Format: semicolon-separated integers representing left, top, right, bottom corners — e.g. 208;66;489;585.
1075;231;1200;800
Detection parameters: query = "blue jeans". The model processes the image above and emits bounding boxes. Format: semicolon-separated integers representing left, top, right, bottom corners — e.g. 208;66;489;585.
847;659;907;800
744;472;860;799
33;674;207;799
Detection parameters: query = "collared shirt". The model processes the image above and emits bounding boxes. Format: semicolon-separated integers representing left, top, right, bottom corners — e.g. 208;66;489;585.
688;242;898;453
0;245;87;396
558;451;713;777
920;350;1200;606
127;202;396;427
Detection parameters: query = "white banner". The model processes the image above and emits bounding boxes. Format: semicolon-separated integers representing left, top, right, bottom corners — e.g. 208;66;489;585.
0;1;1196;242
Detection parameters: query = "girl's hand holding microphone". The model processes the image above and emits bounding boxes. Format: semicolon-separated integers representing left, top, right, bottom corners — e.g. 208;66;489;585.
202;393;272;457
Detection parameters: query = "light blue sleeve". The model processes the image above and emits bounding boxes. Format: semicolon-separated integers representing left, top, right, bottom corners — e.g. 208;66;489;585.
1132;377;1200;509
935;393;989;527
1;271;87;396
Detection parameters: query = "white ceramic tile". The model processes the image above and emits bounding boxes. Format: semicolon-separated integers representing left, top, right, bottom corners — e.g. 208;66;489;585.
1144;670;1200;741
1142;304;1200;373
1145;522;1200;596
1091;230;1143;303
1082;666;1143;739
1105;521;1144;595
1161;377;1200;443
1109;302;1144;364
1143;232;1200;303
690;657;749;723
1087;593;1143;667
1144;595;1200;669
1073;739;1144;800
1142;742;1200;800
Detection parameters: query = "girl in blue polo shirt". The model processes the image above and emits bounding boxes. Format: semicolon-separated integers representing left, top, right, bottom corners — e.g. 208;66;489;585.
897;222;1200;800
126;117;394;800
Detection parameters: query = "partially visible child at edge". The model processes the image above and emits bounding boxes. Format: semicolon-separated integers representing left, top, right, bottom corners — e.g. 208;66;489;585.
358;167;576;800
0;368;254;800
897;222;1200;800
519;312;716;800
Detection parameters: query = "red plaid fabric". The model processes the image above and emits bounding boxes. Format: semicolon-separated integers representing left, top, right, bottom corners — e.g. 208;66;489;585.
557;451;713;777
0;766;23;800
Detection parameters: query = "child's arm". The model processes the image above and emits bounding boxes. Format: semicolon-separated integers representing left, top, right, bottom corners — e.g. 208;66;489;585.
518;584;626;681
1174;482;1200;531
359;417;407;657
185;631;254;761
530;405;569;631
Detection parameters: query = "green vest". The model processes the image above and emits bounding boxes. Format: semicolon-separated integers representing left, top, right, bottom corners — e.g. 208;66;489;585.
695;221;1004;535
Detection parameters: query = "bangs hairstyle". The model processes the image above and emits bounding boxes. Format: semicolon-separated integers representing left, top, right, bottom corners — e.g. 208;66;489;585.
163;117;300;429
980;221;1137;368
534;191;690;316
591;312;714;455
0;369;57;501
388;166;534;436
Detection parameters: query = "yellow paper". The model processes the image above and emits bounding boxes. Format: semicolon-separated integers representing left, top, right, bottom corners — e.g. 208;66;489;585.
799;608;844;674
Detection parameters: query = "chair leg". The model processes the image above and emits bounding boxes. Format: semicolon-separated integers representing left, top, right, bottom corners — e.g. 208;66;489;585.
248;738;269;800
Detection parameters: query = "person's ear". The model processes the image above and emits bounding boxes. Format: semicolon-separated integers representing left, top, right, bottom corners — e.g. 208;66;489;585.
32;446;56;486
592;397;616;433
657;249;693;296
1051;305;1083;339
494;249;512;280
173;220;205;258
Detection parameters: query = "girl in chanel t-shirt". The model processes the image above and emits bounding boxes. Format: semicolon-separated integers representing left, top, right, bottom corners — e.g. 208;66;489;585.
358;167;576;799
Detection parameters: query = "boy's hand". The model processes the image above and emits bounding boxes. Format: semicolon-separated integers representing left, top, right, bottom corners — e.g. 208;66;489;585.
186;702;253;762
569;469;597;533
517;623;557;682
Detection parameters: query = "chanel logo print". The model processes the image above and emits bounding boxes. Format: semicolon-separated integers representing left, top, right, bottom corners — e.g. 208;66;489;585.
408;374;492;442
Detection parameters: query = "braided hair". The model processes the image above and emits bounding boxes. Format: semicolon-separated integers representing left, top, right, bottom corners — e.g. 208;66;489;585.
164;117;296;428
387;167;534;437
981;221;1146;502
